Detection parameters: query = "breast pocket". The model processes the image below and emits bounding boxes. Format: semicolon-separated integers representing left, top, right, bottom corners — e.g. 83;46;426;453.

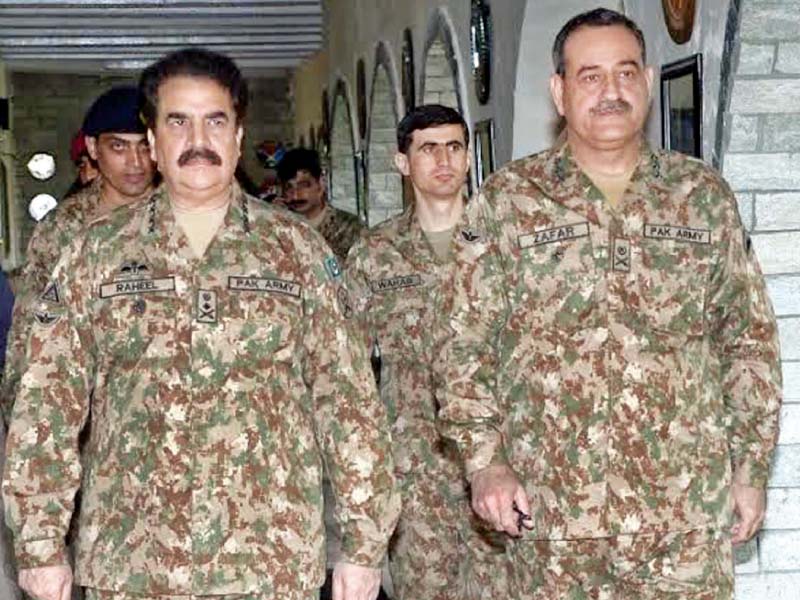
517;227;599;334
635;236;714;342
226;291;302;365
96;284;179;363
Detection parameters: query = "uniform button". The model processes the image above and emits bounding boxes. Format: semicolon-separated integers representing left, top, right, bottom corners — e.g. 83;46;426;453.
132;298;146;314
552;247;566;262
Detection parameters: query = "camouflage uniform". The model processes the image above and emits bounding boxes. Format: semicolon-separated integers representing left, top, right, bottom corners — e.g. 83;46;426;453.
2;177;108;423
346;206;507;600
2;184;400;597
437;144;782;598
316;204;363;263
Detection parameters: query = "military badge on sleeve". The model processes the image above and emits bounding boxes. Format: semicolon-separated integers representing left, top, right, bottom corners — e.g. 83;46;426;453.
39;280;63;305
324;255;342;281
33;309;62;327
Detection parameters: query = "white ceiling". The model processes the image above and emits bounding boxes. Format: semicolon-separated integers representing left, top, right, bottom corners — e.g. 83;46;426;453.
0;0;324;76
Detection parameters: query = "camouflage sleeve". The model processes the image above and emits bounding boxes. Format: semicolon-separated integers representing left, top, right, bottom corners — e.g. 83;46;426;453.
1;239;95;569
343;239;377;356
706;179;782;489
302;244;400;568
436;187;512;479
1;217;63;423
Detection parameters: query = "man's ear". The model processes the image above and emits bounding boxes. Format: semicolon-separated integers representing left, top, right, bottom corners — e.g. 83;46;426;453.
644;65;655;102
147;129;157;162
550;74;566;117
236;125;244;159
394;152;410;177
85;136;99;161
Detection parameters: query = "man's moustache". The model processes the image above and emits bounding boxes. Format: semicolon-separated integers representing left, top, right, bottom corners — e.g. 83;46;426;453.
591;100;631;115
177;147;222;166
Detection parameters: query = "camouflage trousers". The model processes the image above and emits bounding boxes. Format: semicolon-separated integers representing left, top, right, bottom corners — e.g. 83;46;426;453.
83;589;317;600
388;482;509;600
506;529;734;600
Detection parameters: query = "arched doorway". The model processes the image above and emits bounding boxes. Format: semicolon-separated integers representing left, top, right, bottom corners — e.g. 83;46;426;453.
366;42;404;226
329;79;360;217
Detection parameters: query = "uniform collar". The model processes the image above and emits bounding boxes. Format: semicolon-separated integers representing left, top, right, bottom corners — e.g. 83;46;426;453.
525;140;666;225
393;201;461;268
140;182;251;267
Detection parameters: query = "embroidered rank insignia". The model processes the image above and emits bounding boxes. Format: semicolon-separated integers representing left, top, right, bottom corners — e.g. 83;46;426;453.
33;309;61;326
612;238;631;272
40;280;62;305
324;256;342;281
461;228;482;243
370;274;423;294
197;290;218;323
643;223;711;245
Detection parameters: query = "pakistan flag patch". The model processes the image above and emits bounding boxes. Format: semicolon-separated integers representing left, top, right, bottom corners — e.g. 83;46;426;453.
324;255;342;281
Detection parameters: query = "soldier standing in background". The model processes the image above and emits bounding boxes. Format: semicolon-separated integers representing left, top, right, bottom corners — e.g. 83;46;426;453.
438;9;781;599
2;85;155;422
346;104;507;600
277;148;363;263
2;47;399;600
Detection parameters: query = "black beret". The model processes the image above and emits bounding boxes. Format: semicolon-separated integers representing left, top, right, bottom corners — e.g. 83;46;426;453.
82;86;146;137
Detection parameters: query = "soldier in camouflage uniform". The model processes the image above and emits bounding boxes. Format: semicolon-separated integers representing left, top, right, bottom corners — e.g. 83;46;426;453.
277;148;363;263
2;48;399;600
437;9;781;599
346;105;507;599
2;85;155;422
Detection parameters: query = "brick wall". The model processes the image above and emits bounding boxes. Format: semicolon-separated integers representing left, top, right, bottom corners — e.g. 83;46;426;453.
421;40;459;109
9;71;292;264
10;72;135;257
722;1;800;597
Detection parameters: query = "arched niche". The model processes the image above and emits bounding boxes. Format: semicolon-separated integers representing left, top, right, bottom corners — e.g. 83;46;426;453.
329;79;360;216
366;42;404;226
420;10;463;111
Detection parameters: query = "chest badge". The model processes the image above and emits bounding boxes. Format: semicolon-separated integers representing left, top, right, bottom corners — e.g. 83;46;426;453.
461;228;482;243
118;260;150;279
197;289;218;324
612;238;631;272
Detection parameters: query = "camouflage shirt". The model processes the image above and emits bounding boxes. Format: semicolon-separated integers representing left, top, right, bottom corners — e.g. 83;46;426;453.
2;177;109;422
438;144;782;540
316;205;363;263
2;184;399;595
346;206;462;496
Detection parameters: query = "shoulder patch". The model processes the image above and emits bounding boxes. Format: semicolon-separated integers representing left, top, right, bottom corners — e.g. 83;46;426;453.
324;255;342;280
40;280;62;305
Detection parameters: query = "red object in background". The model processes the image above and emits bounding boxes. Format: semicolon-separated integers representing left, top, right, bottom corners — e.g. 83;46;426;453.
70;130;89;164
